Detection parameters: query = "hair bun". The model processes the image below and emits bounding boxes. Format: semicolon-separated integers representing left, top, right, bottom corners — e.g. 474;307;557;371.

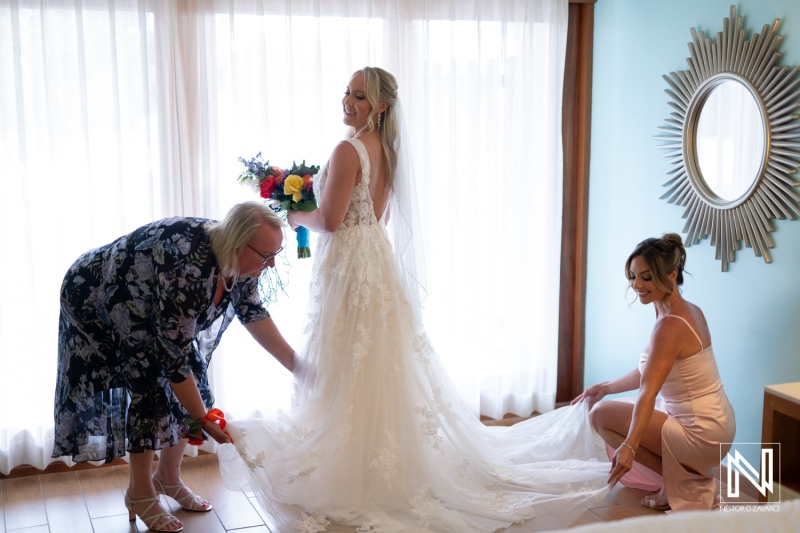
661;233;683;247
661;233;687;282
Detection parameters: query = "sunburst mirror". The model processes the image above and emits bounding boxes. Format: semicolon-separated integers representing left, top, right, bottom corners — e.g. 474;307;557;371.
656;5;800;271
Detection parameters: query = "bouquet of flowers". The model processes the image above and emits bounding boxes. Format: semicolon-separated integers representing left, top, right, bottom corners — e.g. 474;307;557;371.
238;152;319;258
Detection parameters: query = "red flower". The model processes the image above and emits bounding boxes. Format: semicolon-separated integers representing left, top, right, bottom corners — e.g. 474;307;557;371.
260;177;277;198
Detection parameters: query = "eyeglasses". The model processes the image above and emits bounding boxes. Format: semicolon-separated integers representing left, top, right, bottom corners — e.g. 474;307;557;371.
248;244;283;265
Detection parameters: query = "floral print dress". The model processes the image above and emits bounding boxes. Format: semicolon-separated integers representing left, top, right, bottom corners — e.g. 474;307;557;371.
52;217;270;462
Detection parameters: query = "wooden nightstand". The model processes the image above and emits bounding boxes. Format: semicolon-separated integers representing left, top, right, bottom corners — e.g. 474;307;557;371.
761;382;800;502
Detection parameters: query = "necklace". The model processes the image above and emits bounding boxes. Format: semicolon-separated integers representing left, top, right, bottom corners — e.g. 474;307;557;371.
222;273;237;292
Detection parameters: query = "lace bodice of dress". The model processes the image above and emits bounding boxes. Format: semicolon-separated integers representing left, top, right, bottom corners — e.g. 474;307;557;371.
314;138;378;229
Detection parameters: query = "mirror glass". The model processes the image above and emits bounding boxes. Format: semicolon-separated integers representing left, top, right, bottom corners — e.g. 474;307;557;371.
695;80;765;202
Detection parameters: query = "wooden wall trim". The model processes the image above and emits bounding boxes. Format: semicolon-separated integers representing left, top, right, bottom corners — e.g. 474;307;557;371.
557;1;594;404
0;459;129;480
0;453;197;480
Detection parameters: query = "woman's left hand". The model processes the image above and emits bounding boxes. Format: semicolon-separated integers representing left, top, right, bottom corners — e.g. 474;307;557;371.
608;444;635;488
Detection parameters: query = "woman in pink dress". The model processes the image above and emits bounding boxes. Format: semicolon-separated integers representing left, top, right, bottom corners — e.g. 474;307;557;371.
572;233;736;512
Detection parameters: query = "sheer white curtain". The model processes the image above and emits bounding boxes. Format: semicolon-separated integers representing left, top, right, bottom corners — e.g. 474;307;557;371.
0;0;567;474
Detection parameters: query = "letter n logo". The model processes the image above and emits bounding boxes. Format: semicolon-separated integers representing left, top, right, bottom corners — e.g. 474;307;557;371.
722;443;780;504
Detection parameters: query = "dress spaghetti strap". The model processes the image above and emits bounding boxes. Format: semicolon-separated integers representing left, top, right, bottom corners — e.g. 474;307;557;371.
665;314;704;350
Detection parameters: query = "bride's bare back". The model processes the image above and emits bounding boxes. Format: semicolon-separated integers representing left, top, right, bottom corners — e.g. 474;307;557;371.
352;133;391;222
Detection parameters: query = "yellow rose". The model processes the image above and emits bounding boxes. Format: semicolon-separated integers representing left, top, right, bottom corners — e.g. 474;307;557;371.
283;174;305;202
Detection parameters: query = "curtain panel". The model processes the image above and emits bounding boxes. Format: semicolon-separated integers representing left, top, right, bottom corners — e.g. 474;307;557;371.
0;0;567;474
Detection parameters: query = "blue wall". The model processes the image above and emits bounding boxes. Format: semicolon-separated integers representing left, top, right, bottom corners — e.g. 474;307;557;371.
586;0;800;466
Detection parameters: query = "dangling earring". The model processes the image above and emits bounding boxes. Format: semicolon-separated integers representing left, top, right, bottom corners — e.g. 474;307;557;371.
377;112;382;130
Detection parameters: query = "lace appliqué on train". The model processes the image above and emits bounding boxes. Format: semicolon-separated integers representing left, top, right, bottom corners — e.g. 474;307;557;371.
369;431;402;489
356;520;389;532
294;512;331;533
351;323;372;373
285;452;321;485
409;485;442;530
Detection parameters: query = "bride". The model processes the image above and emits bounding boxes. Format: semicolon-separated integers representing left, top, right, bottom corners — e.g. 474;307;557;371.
219;67;611;532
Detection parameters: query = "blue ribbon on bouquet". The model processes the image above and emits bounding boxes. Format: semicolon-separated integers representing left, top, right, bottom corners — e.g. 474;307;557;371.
296;226;311;258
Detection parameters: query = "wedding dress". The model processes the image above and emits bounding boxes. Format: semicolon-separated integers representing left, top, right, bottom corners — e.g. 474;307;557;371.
219;135;611;532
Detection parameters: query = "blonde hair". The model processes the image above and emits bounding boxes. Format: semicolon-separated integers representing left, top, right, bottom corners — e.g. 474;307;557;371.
360;66;399;191
205;201;283;277
625;233;687;300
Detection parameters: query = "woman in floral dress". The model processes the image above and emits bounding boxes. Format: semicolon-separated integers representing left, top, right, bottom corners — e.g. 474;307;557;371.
52;201;296;532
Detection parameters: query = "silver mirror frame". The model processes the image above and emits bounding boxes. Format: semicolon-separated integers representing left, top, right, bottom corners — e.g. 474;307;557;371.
656;6;800;271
